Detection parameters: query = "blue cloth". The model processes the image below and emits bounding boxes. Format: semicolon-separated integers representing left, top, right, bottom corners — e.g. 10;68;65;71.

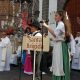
22;50;27;65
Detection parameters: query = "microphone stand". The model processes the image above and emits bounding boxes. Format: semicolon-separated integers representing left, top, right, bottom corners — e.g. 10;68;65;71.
18;37;23;80
40;20;49;80
17;28;24;80
18;0;23;80
40;23;44;80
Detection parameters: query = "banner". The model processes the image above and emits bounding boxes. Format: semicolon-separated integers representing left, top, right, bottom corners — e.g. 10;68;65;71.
22;36;49;52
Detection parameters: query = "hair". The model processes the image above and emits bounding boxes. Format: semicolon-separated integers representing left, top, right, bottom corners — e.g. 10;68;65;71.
30;20;41;30
56;11;72;43
56;11;64;21
24;27;31;34
63;11;72;43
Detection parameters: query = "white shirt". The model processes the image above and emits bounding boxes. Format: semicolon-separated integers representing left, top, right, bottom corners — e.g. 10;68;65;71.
32;31;42;36
54;21;65;41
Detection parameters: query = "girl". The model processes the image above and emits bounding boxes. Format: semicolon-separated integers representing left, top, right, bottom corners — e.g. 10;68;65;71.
42;11;71;80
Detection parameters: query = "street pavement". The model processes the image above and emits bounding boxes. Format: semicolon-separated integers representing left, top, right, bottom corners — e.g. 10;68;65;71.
0;65;80;80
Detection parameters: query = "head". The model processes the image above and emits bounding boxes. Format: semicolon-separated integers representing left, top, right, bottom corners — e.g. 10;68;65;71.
55;11;64;22
76;32;80;37
1;31;7;38
29;20;41;33
0;29;7;38
24;27;31;34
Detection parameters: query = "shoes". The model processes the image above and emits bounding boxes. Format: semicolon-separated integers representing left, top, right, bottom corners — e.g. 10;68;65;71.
42;72;46;74
24;71;33;75
49;66;52;72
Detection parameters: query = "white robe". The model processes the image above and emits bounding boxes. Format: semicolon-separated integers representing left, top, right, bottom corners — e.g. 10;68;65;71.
72;37;80;70
68;34;75;61
52;21;65;76
0;36;12;71
0;41;7;71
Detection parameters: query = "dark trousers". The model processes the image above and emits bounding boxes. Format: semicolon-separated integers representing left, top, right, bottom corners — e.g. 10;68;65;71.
40;46;53;73
40;52;48;73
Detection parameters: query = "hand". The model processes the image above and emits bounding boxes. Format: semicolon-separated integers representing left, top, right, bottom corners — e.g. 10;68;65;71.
42;21;48;28
27;35;31;38
43;33;47;37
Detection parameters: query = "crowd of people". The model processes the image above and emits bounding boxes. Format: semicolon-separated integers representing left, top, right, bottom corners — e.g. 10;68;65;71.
0;10;80;80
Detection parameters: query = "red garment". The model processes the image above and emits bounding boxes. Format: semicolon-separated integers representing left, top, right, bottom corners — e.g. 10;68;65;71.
24;53;33;75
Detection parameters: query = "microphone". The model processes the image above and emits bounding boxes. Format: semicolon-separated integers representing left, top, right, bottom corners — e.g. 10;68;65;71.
40;21;44;23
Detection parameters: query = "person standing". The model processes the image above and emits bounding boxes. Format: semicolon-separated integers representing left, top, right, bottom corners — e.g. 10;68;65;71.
0;30;11;71
30;20;42;76
42;11;70;80
24;20;42;77
72;32;80;70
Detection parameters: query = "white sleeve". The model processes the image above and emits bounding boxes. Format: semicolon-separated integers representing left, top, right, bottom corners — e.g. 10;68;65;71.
55;22;65;35
54;22;65;41
59;24;65;33
70;34;75;55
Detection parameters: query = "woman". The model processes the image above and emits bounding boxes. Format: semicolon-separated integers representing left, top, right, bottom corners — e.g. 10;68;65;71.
42;11;70;80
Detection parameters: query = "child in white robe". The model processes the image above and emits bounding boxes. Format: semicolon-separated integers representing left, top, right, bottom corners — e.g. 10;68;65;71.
72;32;80;70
